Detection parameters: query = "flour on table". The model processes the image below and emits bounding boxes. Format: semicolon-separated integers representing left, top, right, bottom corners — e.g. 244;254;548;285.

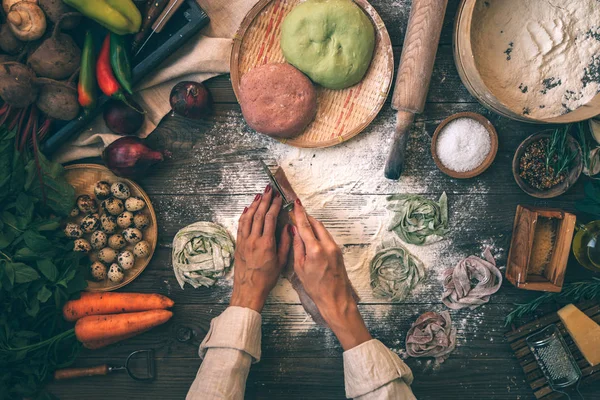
471;0;600;118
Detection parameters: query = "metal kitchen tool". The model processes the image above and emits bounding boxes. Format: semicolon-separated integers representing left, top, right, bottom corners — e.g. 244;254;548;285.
384;0;448;180
526;325;585;400
54;349;156;382
136;0;187;56
260;160;294;212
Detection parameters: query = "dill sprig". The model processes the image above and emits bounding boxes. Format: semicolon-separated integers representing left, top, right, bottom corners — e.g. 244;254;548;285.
545;124;576;178
504;277;600;326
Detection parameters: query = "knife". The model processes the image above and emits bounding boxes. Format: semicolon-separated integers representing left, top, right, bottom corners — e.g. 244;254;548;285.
135;0;185;57
260;160;295;212
384;0;448;180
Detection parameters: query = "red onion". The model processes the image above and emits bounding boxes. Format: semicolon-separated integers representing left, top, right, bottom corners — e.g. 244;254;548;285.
103;99;145;135
169;81;212;120
102;136;168;178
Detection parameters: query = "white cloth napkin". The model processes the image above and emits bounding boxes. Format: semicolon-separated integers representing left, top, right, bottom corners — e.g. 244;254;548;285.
53;0;257;164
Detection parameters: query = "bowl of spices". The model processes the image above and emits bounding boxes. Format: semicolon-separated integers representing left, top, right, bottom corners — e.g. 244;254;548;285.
513;128;583;198
431;112;498;179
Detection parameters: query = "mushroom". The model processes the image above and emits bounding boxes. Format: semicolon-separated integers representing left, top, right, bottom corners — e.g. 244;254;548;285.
7;2;46;41
2;0;37;15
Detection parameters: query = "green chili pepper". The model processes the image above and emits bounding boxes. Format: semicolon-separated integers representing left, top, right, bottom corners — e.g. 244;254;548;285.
110;33;134;95
78;30;97;111
63;0;141;35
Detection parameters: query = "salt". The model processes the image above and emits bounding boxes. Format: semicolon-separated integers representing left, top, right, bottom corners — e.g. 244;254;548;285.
436;118;491;173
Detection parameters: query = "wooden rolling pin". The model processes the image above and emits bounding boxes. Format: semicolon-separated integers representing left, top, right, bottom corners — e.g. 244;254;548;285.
384;0;448;180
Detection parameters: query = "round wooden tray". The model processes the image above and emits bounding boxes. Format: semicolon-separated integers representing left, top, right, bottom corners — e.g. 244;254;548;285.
231;0;394;148
431;112;498;179
64;164;158;291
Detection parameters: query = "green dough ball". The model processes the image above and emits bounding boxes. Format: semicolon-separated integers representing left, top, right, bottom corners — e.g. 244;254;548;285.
281;0;375;90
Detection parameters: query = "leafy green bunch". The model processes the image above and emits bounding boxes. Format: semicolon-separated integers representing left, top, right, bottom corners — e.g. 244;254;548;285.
0;126;88;399
545;124;576;178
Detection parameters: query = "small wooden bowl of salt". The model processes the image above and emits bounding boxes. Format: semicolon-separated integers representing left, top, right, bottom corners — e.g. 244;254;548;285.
431;112;498;179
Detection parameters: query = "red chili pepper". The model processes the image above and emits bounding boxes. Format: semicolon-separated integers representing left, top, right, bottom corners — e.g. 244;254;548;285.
96;33;143;113
97;34;121;97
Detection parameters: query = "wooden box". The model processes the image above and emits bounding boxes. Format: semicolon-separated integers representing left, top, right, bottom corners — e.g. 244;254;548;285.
506;206;577;292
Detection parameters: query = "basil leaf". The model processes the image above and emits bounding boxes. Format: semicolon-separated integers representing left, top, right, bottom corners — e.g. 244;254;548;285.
12;263;40;283
37;286;52;303
3;261;15;285
23;231;52;253
36;259;58;282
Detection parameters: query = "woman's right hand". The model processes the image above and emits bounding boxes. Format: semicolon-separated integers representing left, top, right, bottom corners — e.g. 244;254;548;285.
291;199;372;350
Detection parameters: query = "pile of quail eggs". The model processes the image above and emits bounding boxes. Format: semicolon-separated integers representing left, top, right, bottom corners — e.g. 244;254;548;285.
65;181;153;284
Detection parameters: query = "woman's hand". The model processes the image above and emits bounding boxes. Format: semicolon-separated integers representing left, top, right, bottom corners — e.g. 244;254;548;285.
291;199;372;350
230;185;292;312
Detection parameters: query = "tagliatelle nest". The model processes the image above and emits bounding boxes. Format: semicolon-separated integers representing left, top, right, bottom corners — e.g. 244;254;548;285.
386;192;449;245
172;221;235;289
406;311;457;363
370;241;425;301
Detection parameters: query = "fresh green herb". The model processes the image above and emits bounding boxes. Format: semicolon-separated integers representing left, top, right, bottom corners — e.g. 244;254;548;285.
504;277;600;326
575;121;600;179
545;125;576;178
0;125;88;399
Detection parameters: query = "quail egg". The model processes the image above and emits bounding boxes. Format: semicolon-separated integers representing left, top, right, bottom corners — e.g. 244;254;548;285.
80;214;100;233
90;261;107;281
76;195;97;213
125;196;145;212
64;223;83;238
100;214;118;234
133;213;151;230
108;263;124;283
101;198;124;216
73;238;91;253
133;240;151;258
94;181;112;200
98;247;117;264
69;207;80;217
122;228;143;244
117;211;134;229
108;234;127;250
111;182;130;200
117;250;135;270
90;231;108;250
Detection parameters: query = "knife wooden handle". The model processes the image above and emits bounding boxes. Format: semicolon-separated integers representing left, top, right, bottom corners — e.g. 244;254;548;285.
54;365;109;380
152;0;185;33
384;111;415;180
392;0;448;113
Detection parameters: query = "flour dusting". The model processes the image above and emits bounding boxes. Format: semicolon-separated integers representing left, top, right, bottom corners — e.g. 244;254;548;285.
472;0;600;118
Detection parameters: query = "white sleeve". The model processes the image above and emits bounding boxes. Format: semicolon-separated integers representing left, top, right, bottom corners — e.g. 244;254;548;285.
343;339;416;400
186;306;262;400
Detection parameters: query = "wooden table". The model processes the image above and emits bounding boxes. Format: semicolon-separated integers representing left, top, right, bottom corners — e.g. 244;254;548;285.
49;0;600;398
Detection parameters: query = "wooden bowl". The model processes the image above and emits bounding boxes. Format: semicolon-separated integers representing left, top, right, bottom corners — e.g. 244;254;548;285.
512;133;583;199
431;112;498;179
64;164;158;291
230;0;394;148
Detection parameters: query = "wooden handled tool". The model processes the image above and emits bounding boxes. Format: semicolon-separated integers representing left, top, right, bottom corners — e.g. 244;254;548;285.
153;0;186;33
54;365;110;380
384;0;448;180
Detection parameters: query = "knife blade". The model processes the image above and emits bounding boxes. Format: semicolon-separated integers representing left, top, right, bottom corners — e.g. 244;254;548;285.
260;160;294;212
135;0;185;57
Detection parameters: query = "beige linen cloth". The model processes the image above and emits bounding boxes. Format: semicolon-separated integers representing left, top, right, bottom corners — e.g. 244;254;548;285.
54;0;256;164
186;306;416;400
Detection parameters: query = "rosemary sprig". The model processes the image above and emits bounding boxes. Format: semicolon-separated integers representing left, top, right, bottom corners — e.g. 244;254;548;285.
504;277;600;326
545;124;576;178
576;121;600;179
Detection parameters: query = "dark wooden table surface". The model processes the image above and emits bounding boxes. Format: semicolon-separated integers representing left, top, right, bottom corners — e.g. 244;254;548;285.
49;0;600;398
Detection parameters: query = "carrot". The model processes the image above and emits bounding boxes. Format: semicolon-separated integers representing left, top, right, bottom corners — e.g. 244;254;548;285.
82;328;151;350
75;310;173;343
63;292;174;322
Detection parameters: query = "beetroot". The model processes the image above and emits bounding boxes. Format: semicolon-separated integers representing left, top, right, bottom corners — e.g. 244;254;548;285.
35;77;79;120
0;61;38;108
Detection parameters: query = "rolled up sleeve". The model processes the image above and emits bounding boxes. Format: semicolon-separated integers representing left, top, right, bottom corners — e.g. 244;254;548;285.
187;307;262;400
343;339;416;400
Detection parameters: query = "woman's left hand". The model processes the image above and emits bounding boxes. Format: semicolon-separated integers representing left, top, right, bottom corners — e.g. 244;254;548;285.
230;185;292;312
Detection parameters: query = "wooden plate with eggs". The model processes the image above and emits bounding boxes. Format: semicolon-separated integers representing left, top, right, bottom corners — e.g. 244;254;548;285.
64;164;158;292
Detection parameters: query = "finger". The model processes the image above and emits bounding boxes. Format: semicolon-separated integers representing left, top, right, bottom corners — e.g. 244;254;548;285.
291;225;306;270
277;223;292;269
251;185;273;237
292;198;317;245
307;215;334;242
239;193;262;238
263;191;283;237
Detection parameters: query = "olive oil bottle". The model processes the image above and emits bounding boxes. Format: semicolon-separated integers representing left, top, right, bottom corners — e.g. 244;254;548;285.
572;220;600;273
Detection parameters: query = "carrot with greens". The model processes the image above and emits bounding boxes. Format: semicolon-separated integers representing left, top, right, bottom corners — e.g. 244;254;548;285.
63;292;174;322
74;309;173;343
